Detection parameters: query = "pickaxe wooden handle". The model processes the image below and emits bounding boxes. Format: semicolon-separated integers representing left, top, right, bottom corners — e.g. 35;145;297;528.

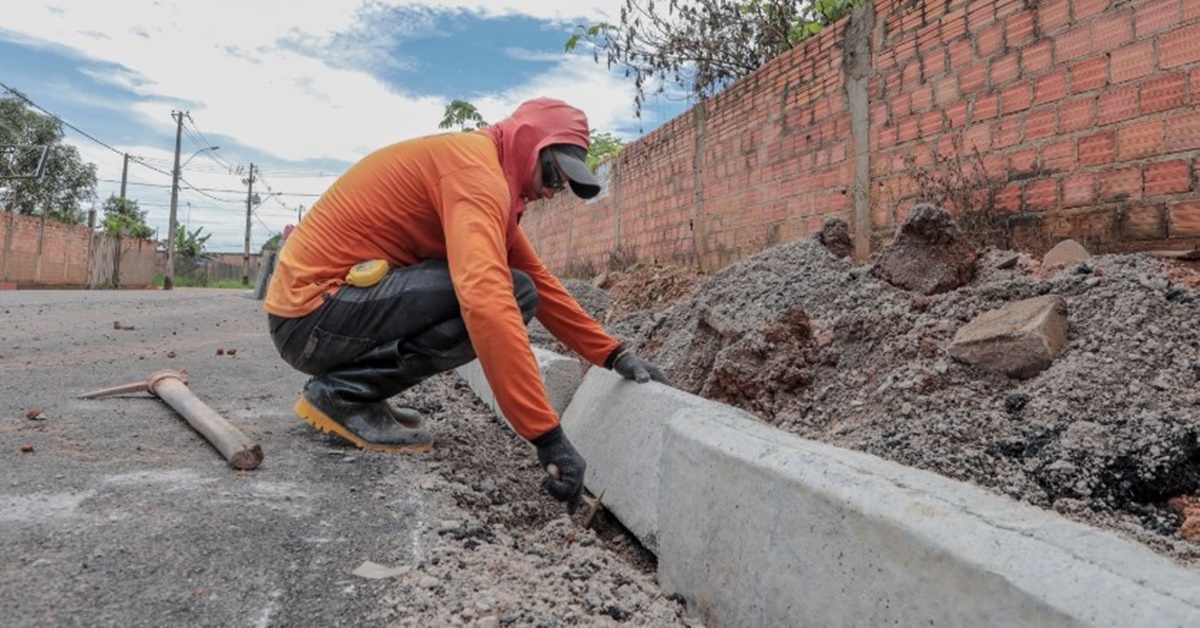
81;370;263;470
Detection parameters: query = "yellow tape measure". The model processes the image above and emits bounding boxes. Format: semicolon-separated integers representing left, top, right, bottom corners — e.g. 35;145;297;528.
345;259;389;287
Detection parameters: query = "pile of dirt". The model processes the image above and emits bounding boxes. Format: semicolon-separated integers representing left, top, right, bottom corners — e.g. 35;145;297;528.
596;233;1200;564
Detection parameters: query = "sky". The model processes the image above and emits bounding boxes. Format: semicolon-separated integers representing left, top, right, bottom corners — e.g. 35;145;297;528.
0;1;691;252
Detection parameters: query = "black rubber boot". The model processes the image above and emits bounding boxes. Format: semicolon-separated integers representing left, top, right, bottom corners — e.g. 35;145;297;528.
295;377;433;453
382;404;425;428
293;341;444;452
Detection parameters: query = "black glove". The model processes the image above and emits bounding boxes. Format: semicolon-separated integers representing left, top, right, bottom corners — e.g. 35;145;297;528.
606;346;672;385
532;426;586;515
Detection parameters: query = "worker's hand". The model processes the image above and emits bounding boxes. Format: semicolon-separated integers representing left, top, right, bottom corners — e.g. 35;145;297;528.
532;426;586;515
609;348;672;385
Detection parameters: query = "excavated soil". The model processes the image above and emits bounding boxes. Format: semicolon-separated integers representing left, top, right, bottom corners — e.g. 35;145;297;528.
582;237;1200;566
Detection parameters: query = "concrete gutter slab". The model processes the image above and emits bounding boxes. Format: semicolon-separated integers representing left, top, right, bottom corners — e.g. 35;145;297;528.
455;347;582;426
656;407;1200;627
560;368;723;552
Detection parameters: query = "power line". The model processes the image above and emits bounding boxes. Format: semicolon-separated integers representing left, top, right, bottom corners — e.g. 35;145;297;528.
98;177;322;198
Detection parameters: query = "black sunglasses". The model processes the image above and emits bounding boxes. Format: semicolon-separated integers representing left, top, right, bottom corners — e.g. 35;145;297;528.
540;149;567;191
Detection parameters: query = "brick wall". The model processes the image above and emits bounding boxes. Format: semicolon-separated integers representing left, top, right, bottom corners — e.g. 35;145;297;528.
0;211;156;288
525;0;1200;273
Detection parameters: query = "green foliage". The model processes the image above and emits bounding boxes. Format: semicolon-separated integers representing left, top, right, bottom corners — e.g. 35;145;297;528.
566;0;864;119
439;99;488;132
165;224;214;283
172;224;212;260
100;194;153;239
261;233;283;252
0;93;97;223
587;130;625;170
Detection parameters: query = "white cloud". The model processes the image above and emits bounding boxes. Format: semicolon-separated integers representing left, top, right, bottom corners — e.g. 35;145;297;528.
6;0;688;250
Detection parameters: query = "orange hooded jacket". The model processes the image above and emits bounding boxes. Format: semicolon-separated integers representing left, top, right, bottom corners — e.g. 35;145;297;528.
264;98;620;440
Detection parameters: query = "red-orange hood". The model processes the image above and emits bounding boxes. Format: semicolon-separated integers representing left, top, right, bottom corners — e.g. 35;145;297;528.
479;98;591;222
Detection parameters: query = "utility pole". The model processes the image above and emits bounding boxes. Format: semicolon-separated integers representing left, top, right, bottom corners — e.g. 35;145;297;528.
165;111;184;291
119;153;130;201
243;162;255;286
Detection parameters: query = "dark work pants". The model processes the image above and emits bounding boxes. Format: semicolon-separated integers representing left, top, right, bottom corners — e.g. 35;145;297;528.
269;259;538;402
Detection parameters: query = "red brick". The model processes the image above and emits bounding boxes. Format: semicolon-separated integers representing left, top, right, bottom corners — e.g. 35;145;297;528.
948;39;974;70
1100;167;1143;202
1075;0;1109;21
1063;173;1097;208
1145;160;1193;196
943;7;968;40
994;118;1023;149
1038;0;1071;33
974;92;1000;121
1098;85;1140;125
1136;1;1181;37
1034;70;1068;104
960;64;988;94
1141;72;1188;115
968;1;995;31
1166;111;1200;152
945;101;969;127
1009;149;1040;174
1117;119;1166;160
1025;106;1058;140
1042;139;1077;172
920;111;945;137
934;75;959;105
1079;131;1116;166
1055;25;1093;63
977;24;1005;57
1110;41;1156;84
1059;96;1096;132
911;85;934;111
1170;201;1200;236
992;52;1021;85
898;116;921;142
1022;41;1054;75
1161;23;1200;69
1122;204;1168;240
924;50;948;77
1188;0;1200;22
996;183;1023;213
1002;82;1034;114
964;124;991;152
1006;9;1036;46
1026;179;1059;211
903;61;923;90
1070;58;1108;93
1090;11;1135;48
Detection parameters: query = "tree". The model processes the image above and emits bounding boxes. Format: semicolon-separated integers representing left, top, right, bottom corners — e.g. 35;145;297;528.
101;195;153;239
167;224;213;281
587;130;625;170
565;0;863;119
439;100;488;132
0;92;97;224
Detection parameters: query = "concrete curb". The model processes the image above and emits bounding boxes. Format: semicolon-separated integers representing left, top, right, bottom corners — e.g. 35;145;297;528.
454;348;583;427
460;354;1200;626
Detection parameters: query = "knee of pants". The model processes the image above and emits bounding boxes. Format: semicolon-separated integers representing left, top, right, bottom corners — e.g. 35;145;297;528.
511;269;538;322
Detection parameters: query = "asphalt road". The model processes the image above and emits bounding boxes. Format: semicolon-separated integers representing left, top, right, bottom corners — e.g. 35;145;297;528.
0;288;436;626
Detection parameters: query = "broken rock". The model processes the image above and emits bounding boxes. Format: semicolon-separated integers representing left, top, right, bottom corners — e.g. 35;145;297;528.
817;218;853;259
1042;239;1091;269
949;294;1068;379
870;203;977;295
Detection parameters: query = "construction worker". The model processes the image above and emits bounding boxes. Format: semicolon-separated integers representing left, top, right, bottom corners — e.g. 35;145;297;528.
264;98;669;512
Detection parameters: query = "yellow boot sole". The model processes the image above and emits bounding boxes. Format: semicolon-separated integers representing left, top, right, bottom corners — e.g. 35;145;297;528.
294;396;432;453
